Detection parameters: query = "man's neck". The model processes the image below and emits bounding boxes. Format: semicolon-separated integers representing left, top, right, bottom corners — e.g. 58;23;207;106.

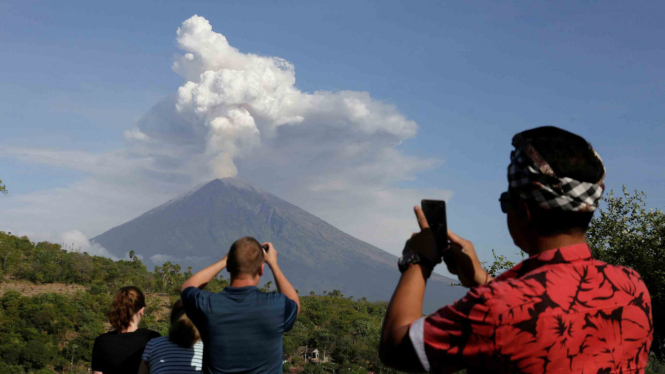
527;233;587;256
230;276;260;288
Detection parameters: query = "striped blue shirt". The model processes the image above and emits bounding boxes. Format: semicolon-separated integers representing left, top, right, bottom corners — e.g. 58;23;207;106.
142;336;203;374
182;286;298;374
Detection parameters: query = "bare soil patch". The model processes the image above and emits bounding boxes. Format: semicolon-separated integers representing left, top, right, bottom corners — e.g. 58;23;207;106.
0;280;172;324
147;293;173;322
0;280;86;297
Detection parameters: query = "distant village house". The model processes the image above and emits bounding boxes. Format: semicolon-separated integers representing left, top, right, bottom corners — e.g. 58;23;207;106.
296;346;330;363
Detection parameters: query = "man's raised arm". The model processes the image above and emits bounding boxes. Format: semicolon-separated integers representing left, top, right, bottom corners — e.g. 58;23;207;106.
181;255;227;291
263;242;300;315
379;207;490;372
379;207;435;372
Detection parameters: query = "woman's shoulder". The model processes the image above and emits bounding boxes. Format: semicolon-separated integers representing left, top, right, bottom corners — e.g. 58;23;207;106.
137;328;161;337
94;330;119;342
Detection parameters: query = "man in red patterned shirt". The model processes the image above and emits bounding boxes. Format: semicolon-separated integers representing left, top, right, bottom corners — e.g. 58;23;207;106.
380;127;653;373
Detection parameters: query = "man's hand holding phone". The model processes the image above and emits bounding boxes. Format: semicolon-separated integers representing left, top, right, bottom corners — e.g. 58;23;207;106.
409;200;491;288
405;206;442;266
446;230;491;288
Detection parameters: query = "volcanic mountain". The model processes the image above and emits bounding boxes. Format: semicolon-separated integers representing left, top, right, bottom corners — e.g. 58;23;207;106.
92;178;465;311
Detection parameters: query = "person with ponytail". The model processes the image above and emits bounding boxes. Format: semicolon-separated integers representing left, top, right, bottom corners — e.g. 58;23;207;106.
91;286;160;374
138;299;204;374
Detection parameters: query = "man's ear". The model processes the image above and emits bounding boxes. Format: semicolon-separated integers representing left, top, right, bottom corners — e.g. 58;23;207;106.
259;263;265;277
518;199;532;224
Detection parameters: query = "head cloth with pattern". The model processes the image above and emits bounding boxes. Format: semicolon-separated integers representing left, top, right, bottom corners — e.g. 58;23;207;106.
508;132;606;212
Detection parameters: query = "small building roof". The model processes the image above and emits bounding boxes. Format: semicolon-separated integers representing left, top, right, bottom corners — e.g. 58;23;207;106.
297;346;319;354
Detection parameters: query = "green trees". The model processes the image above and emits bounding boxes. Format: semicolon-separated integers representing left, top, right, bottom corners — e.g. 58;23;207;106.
154;262;184;294
0;231;169;295
21;340;52;370
0;235;31;278
259;281;274;292
0;290;109;373
0;276;394;373
282;292;398;374
0;179;6;195
0;230;398;372
485;249;521;277
587;188;665;359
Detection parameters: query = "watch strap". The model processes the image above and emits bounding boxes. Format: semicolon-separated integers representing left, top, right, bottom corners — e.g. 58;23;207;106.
399;252;435;274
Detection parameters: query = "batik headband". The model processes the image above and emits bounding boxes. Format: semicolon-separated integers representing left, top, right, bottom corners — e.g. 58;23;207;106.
508;133;606;212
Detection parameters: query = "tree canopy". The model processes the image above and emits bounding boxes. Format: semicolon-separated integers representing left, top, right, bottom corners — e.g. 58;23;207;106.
0;231;398;373
587;188;665;360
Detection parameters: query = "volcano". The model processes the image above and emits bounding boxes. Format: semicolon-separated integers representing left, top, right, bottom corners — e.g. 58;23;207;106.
92;178;465;311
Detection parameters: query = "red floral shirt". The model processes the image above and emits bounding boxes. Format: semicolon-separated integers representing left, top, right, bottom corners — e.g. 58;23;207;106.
409;244;653;373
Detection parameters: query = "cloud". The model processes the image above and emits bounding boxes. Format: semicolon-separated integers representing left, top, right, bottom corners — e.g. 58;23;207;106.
150;254;175;265
133;15;418;179
150;253;208;268
60;230;118;260
124;128;149;141
0;15;450;259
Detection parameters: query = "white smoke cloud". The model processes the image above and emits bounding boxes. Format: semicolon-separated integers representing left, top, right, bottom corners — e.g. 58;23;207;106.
127;15;418;179
60;230;118;260
0;15;451;258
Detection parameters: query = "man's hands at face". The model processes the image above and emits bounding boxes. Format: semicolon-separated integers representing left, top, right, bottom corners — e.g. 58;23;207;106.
262;242;278;267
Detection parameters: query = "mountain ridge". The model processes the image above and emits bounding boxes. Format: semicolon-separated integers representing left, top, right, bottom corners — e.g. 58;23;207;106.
92;178;465;312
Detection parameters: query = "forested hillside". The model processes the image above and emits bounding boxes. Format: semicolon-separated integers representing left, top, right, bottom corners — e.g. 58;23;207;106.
0;231;397;374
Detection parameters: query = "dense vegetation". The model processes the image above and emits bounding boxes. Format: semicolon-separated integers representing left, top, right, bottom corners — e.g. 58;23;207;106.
587;188;665;362
0;186;663;373
0;231;394;373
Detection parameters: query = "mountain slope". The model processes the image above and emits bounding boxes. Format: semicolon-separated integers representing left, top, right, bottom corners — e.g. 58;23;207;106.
92;178;465;311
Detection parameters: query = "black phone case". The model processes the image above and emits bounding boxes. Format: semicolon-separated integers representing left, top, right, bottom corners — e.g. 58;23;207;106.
421;200;456;272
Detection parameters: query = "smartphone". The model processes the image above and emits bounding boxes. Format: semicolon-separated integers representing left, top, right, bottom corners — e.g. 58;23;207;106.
421;200;456;272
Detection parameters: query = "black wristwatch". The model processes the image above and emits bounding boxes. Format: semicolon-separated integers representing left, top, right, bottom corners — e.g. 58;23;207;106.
398;251;435;274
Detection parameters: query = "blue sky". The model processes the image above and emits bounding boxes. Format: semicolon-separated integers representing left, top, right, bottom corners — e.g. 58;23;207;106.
1;0;664;270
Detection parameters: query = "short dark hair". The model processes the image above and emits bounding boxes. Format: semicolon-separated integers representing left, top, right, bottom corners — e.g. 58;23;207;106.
169;299;200;348
227;237;264;277
109;286;145;331
512;126;604;236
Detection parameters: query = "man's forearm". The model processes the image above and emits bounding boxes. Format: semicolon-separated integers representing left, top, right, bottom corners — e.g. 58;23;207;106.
181;257;227;291
380;264;430;369
270;263;300;314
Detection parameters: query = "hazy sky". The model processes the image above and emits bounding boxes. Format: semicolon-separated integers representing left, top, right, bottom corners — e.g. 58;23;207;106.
1;1;663;273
